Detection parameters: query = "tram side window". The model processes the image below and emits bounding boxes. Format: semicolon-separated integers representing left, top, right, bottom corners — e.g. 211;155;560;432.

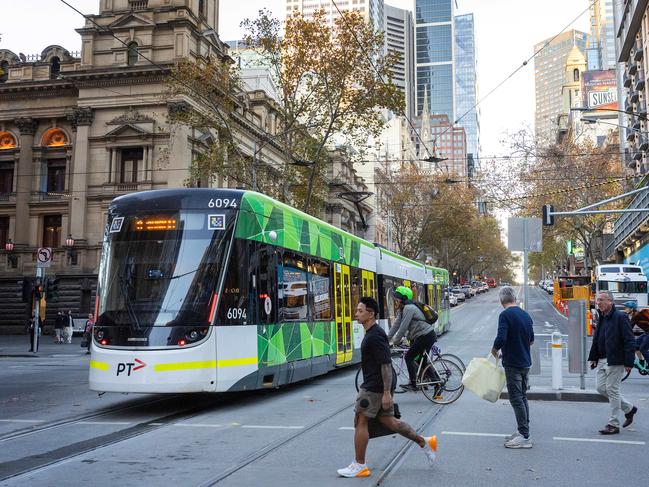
383;276;396;322
350;267;362;318
217;239;252;325
279;252;308;321
309;260;331;320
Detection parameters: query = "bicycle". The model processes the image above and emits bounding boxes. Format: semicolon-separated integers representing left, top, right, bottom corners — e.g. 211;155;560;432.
622;358;649;382
355;344;465;404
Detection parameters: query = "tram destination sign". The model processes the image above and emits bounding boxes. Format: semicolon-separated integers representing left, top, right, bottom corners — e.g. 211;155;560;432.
508;217;542;252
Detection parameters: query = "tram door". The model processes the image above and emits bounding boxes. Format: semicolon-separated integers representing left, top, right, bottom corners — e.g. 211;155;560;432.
334;264;353;365
361;270;376;299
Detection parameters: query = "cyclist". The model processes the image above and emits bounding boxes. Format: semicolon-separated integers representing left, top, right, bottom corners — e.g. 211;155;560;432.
387;286;437;391
622;301;649;372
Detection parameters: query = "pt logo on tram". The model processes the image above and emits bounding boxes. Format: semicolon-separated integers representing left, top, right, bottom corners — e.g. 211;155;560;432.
116;358;147;376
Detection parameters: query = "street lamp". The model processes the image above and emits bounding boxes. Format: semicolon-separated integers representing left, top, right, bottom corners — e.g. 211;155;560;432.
65;234;77;265
5;238;17;268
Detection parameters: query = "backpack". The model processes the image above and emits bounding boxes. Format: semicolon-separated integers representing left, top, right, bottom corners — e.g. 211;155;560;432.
414;301;438;325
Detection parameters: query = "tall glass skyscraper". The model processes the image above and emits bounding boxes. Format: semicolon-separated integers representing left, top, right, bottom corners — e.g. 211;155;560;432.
454;13;480;159
587;0;616;70
415;0;455;121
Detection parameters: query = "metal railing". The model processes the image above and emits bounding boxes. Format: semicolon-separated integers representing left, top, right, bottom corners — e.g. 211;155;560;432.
605;186;649;258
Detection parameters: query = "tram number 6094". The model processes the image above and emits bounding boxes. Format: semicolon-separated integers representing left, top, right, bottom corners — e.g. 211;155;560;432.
226;308;247;320
208;198;237;209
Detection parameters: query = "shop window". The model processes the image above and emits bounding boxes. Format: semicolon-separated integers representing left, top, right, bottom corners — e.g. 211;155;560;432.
42;214;62;248
46;159;66;192
278;252;308;321
120;148;143;183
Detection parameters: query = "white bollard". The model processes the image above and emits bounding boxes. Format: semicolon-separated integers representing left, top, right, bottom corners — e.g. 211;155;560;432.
551;331;563;390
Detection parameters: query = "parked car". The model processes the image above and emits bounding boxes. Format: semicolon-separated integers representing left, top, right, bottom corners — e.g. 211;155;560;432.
451;287;466;301
480;282;489;293
461;284;476;297
448;293;458;306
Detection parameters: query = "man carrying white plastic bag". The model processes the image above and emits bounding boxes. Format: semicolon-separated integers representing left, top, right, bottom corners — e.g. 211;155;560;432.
461;353;506;403
488;286;535;449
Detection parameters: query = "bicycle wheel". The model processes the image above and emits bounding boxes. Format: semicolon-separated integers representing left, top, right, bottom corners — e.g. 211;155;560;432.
419;359;464;404
440;353;466;372
392;354;407;384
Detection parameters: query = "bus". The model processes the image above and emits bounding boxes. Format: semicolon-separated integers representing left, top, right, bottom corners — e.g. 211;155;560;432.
595;264;648;307
89;189;450;394
485;278;496;288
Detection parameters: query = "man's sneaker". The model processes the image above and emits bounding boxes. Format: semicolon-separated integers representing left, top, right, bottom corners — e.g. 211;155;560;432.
422;435;437;466
399;383;418;392
337;461;371;478
505;431;519;441
504;434;532;449
599;424;620;435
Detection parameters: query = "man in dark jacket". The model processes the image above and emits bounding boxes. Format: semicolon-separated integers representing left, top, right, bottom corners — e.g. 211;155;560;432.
54;311;65;344
588;291;637;434
491;286;534;449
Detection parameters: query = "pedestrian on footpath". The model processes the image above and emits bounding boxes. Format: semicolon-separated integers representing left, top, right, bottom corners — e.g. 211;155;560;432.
54;311;65;344
65;310;74;344
84;313;94;354
491;286;534;449
588;291;638;434
622;300;649;371
337;296;437;478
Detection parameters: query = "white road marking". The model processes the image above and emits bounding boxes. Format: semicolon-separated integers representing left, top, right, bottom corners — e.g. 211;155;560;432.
544;321;554;328
175;423;223;428
78;421;133;425
241;425;304;429
0;419;45;423
442;431;508;438
51;354;79;358
553;437;645;445
339;426;355;430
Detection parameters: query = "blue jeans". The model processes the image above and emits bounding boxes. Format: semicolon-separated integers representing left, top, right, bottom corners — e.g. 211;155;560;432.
637;334;649;360
504;366;530;438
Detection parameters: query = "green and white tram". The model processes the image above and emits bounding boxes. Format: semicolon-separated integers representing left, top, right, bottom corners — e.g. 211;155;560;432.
89;189;449;393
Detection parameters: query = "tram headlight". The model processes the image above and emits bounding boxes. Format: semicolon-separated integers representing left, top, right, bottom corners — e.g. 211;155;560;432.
184;327;208;344
96;330;105;339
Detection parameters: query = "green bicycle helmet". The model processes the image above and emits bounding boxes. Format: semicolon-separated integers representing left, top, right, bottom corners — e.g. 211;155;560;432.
394;285;413;301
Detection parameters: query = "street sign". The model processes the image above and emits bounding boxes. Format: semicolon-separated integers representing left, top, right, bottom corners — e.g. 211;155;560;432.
507;218;542;252
36;247;53;268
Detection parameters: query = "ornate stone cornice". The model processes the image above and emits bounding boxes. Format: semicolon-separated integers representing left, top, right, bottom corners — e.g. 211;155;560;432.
107;107;154;125
15;117;38;136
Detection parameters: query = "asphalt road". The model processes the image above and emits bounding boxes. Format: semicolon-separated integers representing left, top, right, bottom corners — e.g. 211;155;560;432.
0;287;646;486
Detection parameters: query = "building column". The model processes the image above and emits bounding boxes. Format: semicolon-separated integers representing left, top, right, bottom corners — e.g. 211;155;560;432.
107;147;113;183
69;107;94;245
14;117;37;246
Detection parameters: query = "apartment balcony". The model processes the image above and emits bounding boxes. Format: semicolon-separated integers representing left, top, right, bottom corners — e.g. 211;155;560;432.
632;115;642;131
0;192;16;205
629;63;638;76
635;71;646;91
627;130;637;142
128;0;148;11
90;181;153;198
31;191;70;203
639;135;649;152
635;40;644;61
625;149;637;169
624;71;633;87
637;97;648;118
631;91;640;103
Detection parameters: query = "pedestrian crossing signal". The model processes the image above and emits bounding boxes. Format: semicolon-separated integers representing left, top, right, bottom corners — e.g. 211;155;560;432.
542;204;554;226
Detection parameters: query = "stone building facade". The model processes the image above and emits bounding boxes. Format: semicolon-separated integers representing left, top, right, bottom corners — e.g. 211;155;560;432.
0;0;296;332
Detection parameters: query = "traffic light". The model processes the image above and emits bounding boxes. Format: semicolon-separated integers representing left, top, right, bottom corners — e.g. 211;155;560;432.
45;277;60;301
542;204;555;226
33;280;43;301
20;278;34;303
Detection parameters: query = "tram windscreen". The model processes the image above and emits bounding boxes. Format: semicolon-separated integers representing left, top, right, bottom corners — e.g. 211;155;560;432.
95;210;233;347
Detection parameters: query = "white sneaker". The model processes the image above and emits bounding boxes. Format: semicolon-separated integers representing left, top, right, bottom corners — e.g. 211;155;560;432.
422;436;437;466
337;461;371;478
505;431;519;441
504;434;532;449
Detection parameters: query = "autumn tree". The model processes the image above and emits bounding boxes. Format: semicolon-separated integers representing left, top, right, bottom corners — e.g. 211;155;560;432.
242;9;404;214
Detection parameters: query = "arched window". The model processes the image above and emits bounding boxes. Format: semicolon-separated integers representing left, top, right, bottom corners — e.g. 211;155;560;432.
50;57;61;79
0;61;8;83
0;131;17;150
127;42;139;66
41;128;69;147
573;68;580;82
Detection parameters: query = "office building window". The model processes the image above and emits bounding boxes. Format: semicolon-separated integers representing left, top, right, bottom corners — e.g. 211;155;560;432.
0;216;8;247
42;215;62;248
0;165;13;194
127;42;139;66
46;159;66;192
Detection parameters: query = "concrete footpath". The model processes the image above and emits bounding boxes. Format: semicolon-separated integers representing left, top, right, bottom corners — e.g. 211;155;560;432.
0;334;88;357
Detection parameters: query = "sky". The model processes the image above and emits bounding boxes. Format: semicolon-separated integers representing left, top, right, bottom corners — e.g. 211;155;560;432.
1;0;591;157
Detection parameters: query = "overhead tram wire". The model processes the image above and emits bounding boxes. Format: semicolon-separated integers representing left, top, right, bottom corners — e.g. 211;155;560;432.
429;0;600;151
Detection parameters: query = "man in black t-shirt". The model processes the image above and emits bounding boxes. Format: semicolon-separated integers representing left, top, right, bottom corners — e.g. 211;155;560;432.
337;297;438;478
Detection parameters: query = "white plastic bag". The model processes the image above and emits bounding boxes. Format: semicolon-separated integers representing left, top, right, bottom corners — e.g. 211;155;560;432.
461;354;506;403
